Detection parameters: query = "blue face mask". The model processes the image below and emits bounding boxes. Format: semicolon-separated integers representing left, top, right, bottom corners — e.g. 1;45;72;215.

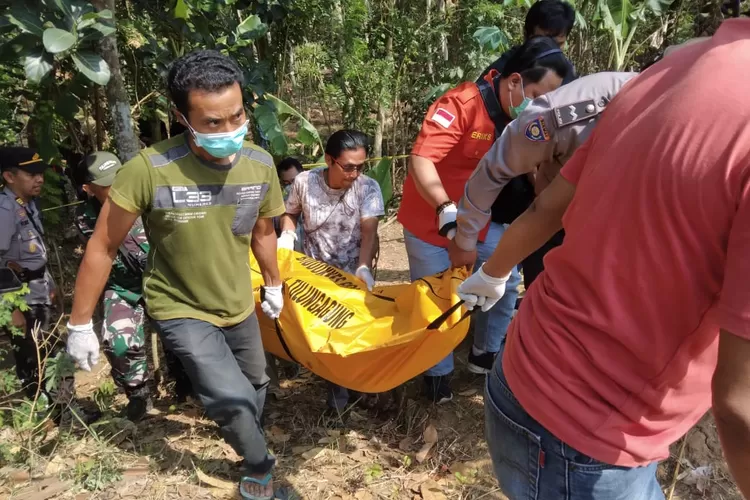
182;115;249;159
509;80;532;119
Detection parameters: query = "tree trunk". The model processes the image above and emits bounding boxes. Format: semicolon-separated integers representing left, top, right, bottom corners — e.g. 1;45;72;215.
374;102;384;158
94;88;105;150
92;0;140;161
436;0;448;62
287;41;297;89
426;0;433;76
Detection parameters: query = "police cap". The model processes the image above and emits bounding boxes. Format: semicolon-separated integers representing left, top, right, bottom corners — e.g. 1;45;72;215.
0;147;50;175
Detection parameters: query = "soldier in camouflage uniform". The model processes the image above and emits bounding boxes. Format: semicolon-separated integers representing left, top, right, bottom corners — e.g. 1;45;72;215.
72;152;152;421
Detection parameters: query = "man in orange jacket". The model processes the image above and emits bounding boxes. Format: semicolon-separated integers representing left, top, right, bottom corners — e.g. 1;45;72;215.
397;36;573;402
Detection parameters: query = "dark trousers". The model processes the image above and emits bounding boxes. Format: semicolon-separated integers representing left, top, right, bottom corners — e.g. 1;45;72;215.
7;305;71;402
521;229;565;290
152;313;275;475
328;382;358;410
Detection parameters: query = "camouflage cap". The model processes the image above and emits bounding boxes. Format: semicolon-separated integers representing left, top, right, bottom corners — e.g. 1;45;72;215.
80;151;122;186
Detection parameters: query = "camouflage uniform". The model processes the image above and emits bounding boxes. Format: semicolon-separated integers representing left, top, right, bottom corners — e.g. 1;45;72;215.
75;200;150;397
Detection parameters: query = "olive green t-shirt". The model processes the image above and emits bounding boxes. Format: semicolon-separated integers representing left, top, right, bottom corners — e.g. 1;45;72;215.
109;134;285;326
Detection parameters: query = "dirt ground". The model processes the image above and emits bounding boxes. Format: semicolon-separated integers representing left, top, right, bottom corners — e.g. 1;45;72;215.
0;221;741;500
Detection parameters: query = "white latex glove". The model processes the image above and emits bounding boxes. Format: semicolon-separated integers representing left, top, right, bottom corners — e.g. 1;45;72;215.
277;230;296;251
66;320;100;372
355;265;375;291
261;285;284;319
457;265;511;312
437;203;457;240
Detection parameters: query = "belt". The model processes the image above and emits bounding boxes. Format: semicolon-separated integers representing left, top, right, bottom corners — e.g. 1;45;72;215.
17;266;46;283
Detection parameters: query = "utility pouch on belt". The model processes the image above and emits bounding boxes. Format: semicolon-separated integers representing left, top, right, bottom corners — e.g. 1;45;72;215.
6;262;46;283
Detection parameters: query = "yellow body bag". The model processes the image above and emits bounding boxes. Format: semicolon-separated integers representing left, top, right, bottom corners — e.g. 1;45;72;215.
250;249;470;393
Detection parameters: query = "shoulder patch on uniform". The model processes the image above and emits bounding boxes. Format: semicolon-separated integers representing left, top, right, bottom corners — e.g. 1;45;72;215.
525;117;550;142
241;147;274;168
553;99;599;127
431;108;456;129
149;143;191;168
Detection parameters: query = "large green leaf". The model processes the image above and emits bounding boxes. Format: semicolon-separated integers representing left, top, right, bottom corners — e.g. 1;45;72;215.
23;49;54;83
597;1;622;40
69;1;96;21
0;16;15;34
365;157;393;207
0;33;39;62
236;14;267;40
174;0;190;20
473;26;509;53
42;27;76;53
55;93;80;120
646;0;674;15
7;4;45;37
88;21;116;37
96;9;113;20
265;94;323;149
253;102;289;156
51;0;75;21
72;50;111;85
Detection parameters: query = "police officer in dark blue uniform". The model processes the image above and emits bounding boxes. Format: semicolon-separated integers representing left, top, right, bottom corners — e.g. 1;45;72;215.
0;147;98;425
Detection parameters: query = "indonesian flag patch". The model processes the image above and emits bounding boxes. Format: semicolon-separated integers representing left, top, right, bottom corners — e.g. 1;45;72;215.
431;108;456;129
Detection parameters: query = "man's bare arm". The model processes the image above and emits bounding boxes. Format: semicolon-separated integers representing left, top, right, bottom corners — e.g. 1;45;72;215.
358;217;379;269
279;213;299;232
483;174;576;278
712;329;750;498
70;200;140;324
252;217;282;287
409;155;450;209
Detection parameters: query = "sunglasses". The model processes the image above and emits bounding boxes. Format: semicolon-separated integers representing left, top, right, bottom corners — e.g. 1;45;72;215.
334;159;366;173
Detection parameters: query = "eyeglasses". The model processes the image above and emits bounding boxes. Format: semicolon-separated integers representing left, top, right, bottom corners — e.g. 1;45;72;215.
334;159;366;174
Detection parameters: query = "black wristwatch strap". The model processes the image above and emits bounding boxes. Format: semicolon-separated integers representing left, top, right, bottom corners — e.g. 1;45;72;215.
436;201;454;215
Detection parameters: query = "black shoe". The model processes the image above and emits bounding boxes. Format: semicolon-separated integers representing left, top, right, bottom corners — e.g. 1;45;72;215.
468;350;496;375
423;375;453;404
174;379;195;403
123;395;154;422
54;402;102;429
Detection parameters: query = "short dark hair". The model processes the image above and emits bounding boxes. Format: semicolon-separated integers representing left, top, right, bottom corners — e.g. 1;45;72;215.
502;36;572;84
167;50;245;117
524;0;576;40
325;130;369;159
277;157;304;177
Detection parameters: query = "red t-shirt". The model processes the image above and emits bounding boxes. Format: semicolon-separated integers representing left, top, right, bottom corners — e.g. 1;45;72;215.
398;73;497;247
504;19;750;467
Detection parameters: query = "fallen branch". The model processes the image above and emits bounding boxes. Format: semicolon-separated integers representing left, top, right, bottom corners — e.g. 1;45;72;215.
667;430;690;500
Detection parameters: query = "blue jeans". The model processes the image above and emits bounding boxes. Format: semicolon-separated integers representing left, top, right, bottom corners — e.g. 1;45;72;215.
403;223;521;377
485;345;664;500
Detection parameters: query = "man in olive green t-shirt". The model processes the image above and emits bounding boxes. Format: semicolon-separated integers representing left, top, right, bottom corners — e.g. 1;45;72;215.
66;50;284;499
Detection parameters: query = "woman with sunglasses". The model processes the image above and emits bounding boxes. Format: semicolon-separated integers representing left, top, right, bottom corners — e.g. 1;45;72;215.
278;129;385;419
397;36;572;404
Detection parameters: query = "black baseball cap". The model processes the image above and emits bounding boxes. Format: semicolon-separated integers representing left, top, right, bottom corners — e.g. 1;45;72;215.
0;147;50;175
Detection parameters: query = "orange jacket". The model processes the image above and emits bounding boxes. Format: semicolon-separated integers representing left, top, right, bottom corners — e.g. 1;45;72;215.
398;71;499;248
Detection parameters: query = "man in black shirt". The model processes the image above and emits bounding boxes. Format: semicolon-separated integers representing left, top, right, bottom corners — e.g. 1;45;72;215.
476;0;576;292
477;0;576;84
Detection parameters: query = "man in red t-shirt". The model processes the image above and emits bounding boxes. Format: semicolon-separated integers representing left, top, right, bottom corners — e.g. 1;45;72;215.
458;20;750;499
